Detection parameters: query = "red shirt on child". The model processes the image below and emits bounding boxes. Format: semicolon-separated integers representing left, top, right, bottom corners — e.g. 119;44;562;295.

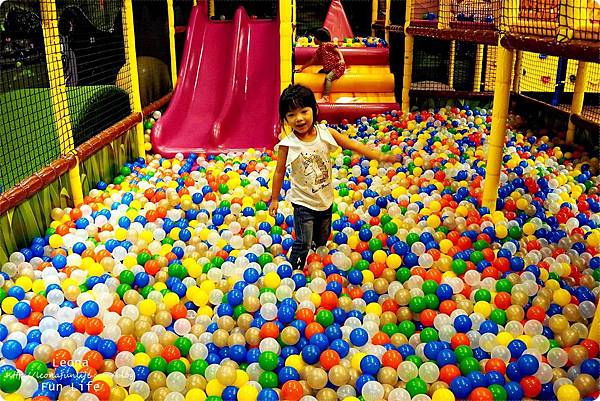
315;43;346;79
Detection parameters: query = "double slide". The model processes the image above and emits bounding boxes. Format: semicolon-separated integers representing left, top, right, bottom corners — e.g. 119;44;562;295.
152;3;280;157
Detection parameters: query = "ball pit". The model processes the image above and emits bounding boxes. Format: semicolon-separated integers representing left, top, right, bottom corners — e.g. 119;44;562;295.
1;106;599;401
295;36;387;48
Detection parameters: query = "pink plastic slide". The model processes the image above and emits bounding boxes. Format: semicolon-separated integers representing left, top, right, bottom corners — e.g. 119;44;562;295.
152;3;280;156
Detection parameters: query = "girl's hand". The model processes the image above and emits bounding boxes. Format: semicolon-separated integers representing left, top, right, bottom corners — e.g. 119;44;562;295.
380;153;402;163
268;200;279;217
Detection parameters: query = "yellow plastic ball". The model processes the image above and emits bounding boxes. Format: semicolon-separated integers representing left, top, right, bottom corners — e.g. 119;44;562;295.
553;288;571;306
556;384;580;401
373;250;387;264
497;331;514;346
364;302;382;316
473;301;492;318
138;299;157;316
124;395;144;401
264;271;281;289
427;215;441;228
496;225;508;239
186;389;207;401
1;297;18;314
4;395;25;401
238;384;258;401
432;388;455;401
48;234;64;248
523;222;535;236
351;352;366;371
133;352;150;366
206;379;225;396
14;277;32;292
386;254;402;269
285;355;305;372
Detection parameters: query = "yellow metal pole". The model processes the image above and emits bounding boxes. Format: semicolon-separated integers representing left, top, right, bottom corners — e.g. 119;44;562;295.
566;61;588;144
589;301;600;341
193;0;197;6
280;0;293;91
482;42;514;211
401;0;413;113
512;50;522;92
40;0;83;206
371;0;378;36
384;0;391;43
209;0;215;18
448;41;456;89
122;0;146;159
473;44;484;92
167;0;178;88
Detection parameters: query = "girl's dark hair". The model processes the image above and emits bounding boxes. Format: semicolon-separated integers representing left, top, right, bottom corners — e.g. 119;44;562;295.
313;27;331;42
278;84;318;121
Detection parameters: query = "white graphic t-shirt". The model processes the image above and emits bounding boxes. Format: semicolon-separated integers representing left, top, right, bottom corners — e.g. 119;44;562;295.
275;124;339;211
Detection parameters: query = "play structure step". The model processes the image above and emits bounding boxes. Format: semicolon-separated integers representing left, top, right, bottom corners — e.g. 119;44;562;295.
294;72;394;93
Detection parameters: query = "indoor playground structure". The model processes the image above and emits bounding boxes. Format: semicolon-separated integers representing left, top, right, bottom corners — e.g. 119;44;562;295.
0;0;599;401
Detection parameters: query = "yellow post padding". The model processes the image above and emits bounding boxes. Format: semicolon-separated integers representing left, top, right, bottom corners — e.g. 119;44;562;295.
123;0;146;159
40;0;83;206
438;0;451;29
280;0;293;92
473;44;484;92
589;300;600;341
167;0;178;88
566;61;588;144
372;0;378;36
448;41;456;89
512;50;522;92
385;0;391;42
401;0;413;113
482;43;514;211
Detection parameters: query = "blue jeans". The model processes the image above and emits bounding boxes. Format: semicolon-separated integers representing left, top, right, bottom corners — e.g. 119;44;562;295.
289;203;332;270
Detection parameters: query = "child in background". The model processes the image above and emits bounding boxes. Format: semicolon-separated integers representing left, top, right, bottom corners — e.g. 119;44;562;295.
295;28;346;103
269;85;400;271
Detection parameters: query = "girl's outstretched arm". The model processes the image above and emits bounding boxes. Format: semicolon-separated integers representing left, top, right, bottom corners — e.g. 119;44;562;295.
329;129;399;163
296;55;317;72
269;145;289;217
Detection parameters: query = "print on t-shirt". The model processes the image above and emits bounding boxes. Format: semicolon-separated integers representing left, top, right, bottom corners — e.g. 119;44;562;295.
299;152;330;193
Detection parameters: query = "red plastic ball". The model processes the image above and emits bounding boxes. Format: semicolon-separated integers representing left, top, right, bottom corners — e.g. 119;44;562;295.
320;291;339;310
304;322;324;339
319;350;340;370
260;322;280;339
295;308;314;324
51;349;72;368
382;350;402;369
439;364;461;384
469;387;494;401
281;380;304;401
117;335;137;353
526;305;546;322
161;345;181;362
580;339;599;358
88;380;110;401
85;317;104;335
520;376;542;398
82;350;104;370
451;333;470;349
420;309;437;327
484;358;506;374
439;300;457;315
